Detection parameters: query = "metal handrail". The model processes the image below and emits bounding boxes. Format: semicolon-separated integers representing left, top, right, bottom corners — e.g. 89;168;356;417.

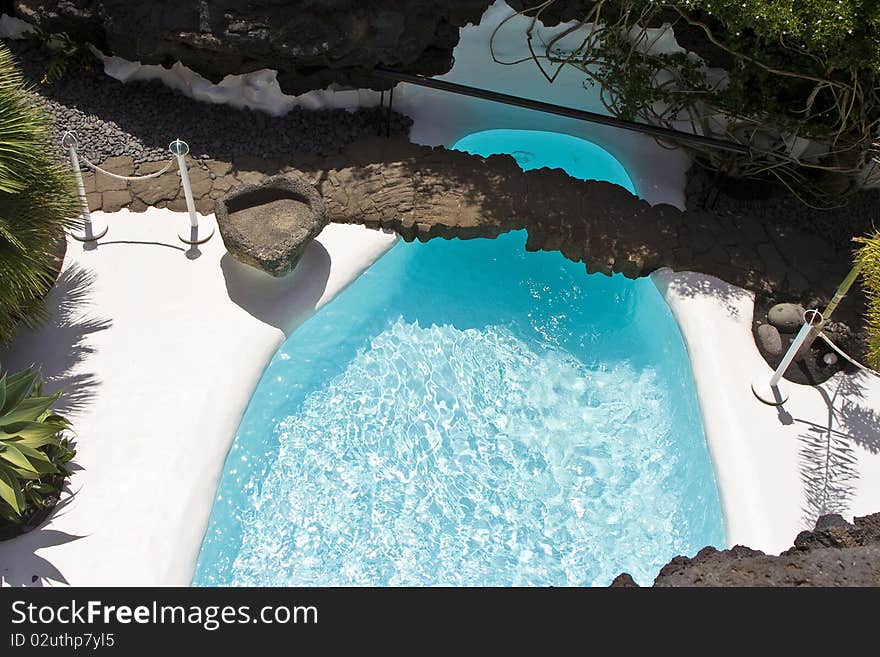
373;68;751;155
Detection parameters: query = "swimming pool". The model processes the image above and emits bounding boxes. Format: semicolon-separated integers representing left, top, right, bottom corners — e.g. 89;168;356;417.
193;132;722;586
452;128;636;194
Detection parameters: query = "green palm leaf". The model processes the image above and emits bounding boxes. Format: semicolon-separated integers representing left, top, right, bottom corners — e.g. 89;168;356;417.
855;232;880;368
0;42;79;346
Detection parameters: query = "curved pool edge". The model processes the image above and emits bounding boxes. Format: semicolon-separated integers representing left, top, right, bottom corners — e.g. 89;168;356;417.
193;260;744;586
179;225;401;584
451;129;638;197
193;231;724;586
0;211;399;587
652;268;827;555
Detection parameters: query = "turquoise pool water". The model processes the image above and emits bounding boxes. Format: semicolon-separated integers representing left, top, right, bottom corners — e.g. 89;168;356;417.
193;132;722;586
452;128;636;194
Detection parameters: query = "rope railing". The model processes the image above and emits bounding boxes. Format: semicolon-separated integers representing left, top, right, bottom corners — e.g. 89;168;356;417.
819;332;880;379
79;153;173;181
61;131;213;246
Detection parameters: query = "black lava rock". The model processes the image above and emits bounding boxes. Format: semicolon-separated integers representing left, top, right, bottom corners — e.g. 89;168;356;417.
3;39;412;166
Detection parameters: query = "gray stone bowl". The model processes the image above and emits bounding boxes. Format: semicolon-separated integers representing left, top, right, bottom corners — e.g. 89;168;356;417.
215;174;328;277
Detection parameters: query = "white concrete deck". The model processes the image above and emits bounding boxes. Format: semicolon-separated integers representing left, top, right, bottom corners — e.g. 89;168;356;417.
0;211;878;586
0;208;398;586
654;269;880;555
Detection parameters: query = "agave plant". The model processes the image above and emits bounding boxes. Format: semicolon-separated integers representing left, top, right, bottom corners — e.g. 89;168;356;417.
0;41;79;346
0;366;75;525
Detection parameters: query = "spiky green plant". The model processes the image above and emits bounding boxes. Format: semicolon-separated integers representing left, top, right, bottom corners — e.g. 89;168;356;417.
0;366;74;525
855;232;880;368
0;42;79;346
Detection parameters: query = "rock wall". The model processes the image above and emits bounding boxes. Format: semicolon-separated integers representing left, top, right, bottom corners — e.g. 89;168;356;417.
308;137;848;298
13;0;491;94
79;135;854;302
612;513;880;586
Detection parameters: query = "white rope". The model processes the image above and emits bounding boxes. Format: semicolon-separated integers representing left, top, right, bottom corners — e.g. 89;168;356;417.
79;153;173;181
818;332;880;379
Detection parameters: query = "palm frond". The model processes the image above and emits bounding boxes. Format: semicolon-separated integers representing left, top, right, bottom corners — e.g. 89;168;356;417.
855;232;880;368
0;42;79;345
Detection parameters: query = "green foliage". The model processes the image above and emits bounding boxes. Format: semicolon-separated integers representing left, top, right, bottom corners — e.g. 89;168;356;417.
509;1;880;202
855;231;880;368
686;0;880;71
22;26;100;85
682;0;880;138
0;42;79;346
0;366;75;524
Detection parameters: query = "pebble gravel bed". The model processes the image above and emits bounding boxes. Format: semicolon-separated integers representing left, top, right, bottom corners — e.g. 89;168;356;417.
4;39;412;166
685;167;880;253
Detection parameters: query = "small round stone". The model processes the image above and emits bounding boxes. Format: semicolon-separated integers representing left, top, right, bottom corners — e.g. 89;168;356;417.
768;303;806;332
757;323;783;356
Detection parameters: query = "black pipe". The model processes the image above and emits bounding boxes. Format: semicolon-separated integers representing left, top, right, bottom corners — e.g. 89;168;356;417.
373;68;750;155
385;85;394;138
377;90;385;136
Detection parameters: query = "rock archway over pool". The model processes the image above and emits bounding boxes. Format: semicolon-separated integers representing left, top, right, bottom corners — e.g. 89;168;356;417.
288;136;844;298
80;135;849;299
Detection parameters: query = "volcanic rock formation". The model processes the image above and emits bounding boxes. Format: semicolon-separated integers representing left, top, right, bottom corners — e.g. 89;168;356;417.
613;513;880;586
12;0;491;93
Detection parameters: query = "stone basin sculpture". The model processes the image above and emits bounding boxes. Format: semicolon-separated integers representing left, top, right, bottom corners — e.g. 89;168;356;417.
215;175;328;277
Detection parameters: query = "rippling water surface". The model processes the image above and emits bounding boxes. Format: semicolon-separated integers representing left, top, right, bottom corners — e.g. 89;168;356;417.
194;227;724;586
